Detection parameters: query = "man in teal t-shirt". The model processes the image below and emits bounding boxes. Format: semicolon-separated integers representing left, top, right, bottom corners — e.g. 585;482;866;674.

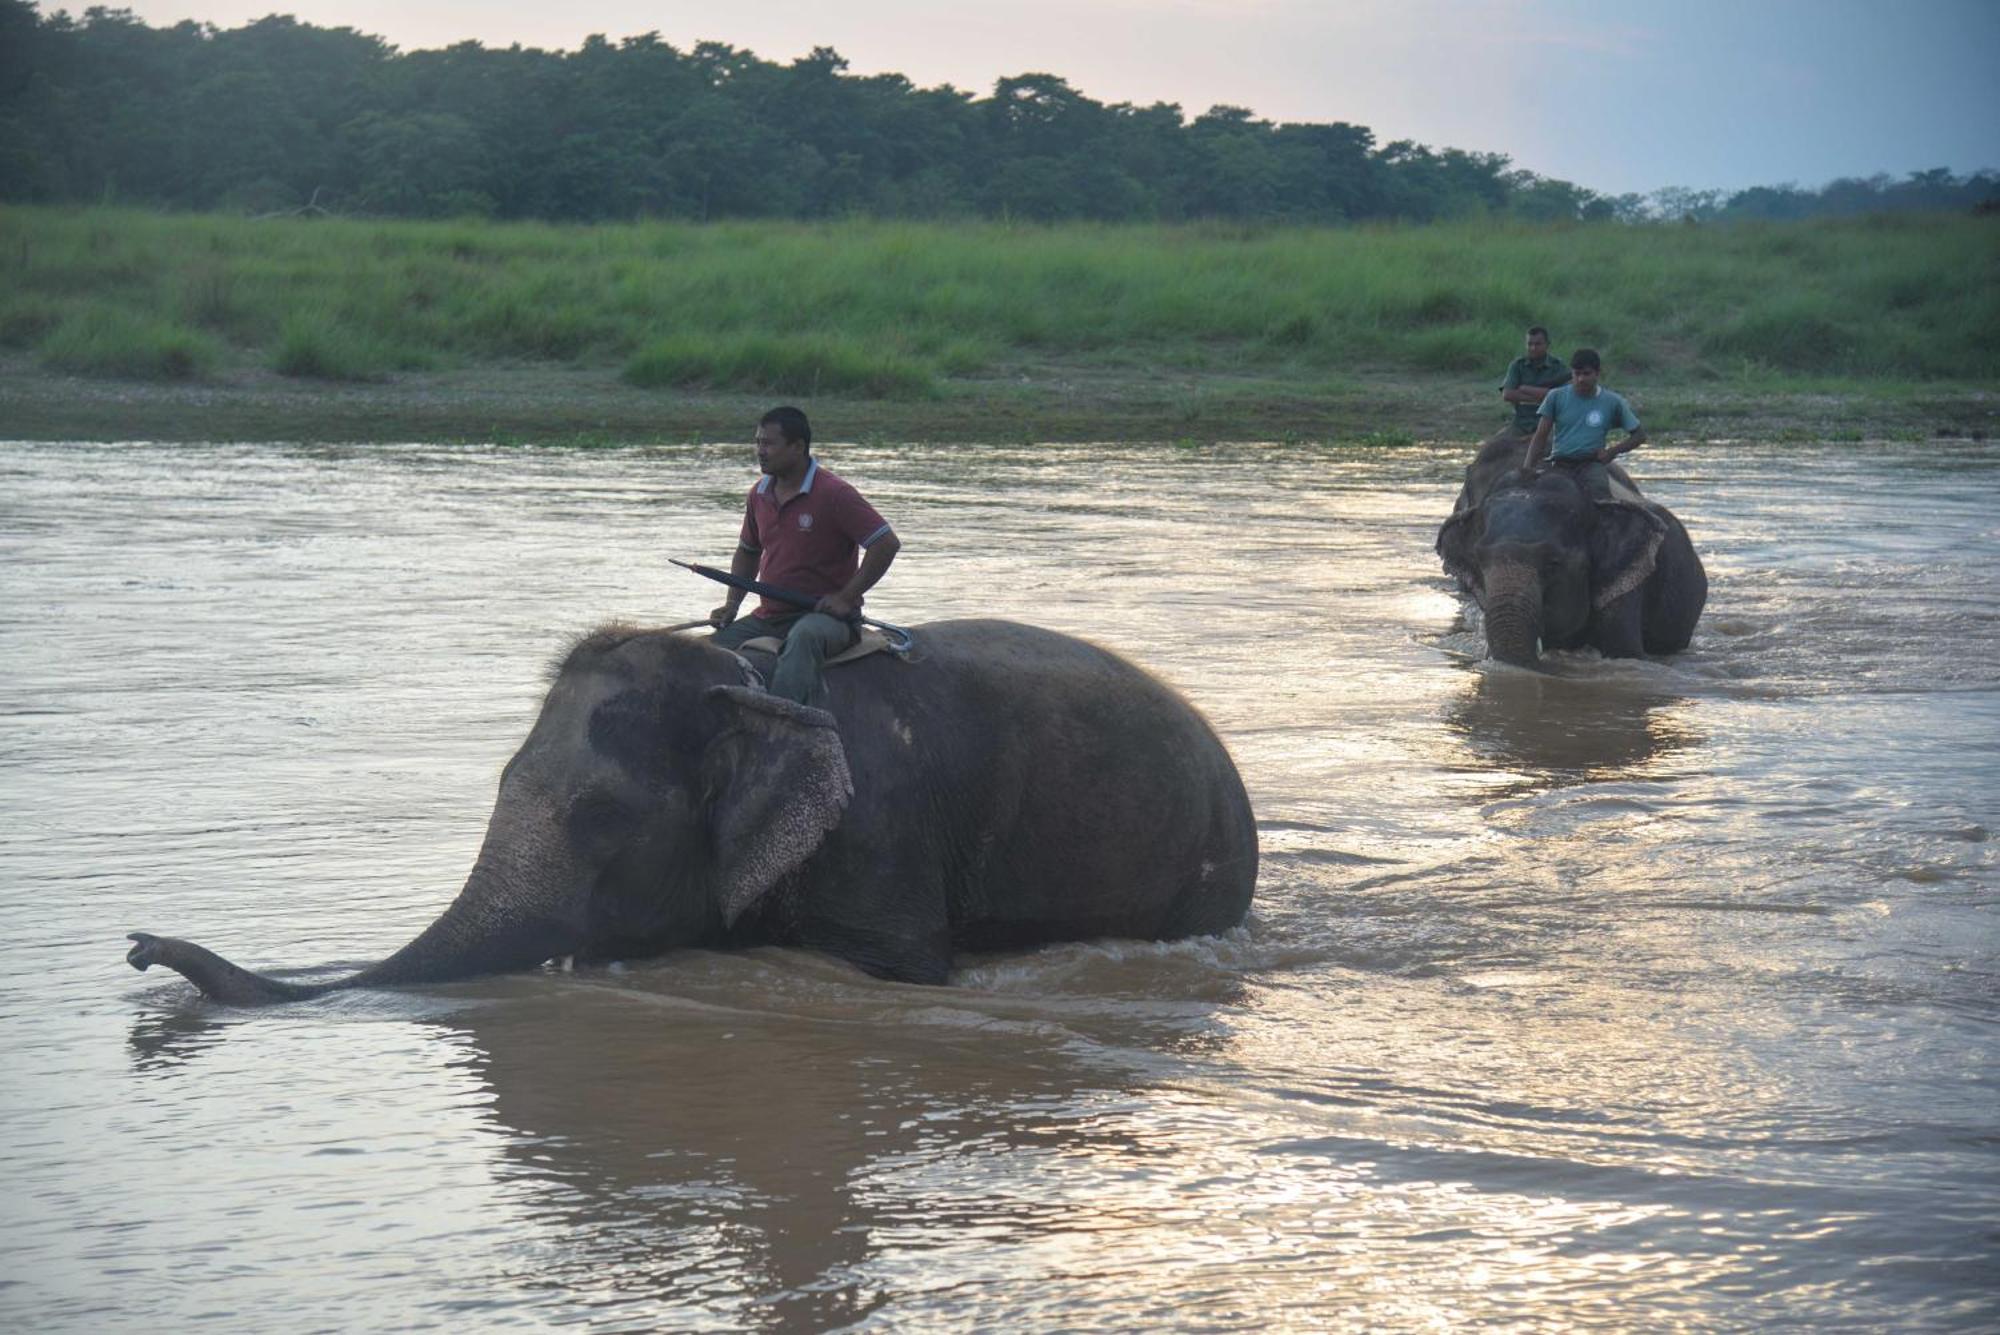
1524;347;1646;502
1496;325;1571;441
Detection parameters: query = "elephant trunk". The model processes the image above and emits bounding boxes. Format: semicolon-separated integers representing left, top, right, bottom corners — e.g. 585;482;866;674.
355;819;583;987
1482;559;1543;667
128;813;588;1006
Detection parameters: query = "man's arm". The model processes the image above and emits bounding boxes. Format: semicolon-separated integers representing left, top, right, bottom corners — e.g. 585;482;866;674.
1523;417;1553;470
1500;363;1571;405
819;531;899;620
709;542;761;627
1599;399;1645;462
1502;382;1562;406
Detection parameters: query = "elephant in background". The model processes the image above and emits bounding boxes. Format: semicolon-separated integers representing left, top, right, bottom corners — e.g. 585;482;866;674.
128;620;1258;1001
1436;435;1707;667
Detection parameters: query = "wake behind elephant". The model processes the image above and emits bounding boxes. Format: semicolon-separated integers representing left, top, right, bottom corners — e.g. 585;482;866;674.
128;620;1258;1001
1436;435;1707;666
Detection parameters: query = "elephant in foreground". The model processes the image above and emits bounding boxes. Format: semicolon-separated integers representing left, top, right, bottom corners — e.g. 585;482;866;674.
1436;435;1707;666
127;620;1258;1002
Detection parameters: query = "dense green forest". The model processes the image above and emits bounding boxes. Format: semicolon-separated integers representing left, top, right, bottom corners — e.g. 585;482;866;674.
2;3;1994;225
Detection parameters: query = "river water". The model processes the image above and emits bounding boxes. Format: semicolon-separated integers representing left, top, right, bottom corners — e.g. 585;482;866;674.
1;438;1994;1330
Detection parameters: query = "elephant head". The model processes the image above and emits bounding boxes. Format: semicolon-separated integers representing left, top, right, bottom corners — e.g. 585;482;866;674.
128;630;853;1004
1437;470;1670;667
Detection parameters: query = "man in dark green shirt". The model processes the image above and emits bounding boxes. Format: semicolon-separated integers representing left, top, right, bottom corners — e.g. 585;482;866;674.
1495;325;1572;441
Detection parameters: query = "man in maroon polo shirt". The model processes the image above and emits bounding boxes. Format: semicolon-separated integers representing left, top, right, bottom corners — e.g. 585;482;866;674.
707;406;901;708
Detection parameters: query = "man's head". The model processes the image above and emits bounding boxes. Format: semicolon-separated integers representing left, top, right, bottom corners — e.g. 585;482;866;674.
1526;326;1551;361
1569;347;1601;394
755;406;811;476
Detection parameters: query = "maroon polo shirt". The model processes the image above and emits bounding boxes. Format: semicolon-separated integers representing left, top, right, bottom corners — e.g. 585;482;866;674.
737;460;893;620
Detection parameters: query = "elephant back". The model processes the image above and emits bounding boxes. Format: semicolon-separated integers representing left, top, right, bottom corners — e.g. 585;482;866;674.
822;618;1258;947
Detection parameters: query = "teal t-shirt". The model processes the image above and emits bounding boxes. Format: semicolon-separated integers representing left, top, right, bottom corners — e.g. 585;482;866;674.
1538;385;1639;459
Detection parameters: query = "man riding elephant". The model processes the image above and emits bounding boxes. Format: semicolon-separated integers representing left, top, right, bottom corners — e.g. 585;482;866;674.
707;406;901;709
1439;346;1702;666
1522;347;1646;503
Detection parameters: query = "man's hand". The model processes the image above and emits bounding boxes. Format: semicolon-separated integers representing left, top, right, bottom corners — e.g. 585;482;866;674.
709;601;740;629
816;592;857;620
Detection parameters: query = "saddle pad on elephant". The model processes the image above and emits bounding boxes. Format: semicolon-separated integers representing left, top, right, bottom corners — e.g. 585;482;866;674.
737;626;895;667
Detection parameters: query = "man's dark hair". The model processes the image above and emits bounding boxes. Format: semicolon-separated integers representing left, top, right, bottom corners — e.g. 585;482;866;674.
1570;347;1602;373
1527;325;1550;341
760;405;812;453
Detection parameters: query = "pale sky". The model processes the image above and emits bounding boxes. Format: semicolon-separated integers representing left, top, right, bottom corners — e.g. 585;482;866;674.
108;0;2000;197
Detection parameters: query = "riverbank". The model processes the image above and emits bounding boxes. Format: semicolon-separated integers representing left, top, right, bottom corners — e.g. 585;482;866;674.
4;207;1993;444
1;354;1991;446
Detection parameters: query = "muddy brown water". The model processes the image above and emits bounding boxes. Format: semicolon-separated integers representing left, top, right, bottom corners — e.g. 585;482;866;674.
1;439;1994;1330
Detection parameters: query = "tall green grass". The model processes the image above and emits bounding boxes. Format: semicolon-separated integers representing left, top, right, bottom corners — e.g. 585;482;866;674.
37;304;222;379
2;206;1993;385
271;309;428;380
625;333;932;398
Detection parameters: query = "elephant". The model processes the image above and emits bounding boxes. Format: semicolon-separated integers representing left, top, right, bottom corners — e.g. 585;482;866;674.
126;619;1259;1002
1436;435;1707;666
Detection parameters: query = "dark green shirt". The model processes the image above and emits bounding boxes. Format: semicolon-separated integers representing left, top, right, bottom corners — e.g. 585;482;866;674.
1500;355;1572;433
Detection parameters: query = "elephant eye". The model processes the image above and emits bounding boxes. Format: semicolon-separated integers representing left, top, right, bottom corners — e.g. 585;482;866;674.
567;792;640;852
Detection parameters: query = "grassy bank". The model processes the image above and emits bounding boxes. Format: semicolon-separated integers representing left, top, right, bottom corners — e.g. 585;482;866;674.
2;207;1994;443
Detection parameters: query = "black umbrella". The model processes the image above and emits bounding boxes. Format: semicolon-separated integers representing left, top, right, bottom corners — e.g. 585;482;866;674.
672;560;913;653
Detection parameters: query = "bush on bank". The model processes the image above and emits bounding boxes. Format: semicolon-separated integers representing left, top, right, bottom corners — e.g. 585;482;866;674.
37;304;222;380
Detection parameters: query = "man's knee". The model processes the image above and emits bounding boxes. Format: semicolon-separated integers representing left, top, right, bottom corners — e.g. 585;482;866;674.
784;612;856;657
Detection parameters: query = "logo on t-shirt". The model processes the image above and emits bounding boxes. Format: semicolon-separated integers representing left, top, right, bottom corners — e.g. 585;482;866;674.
1587;410;1604;427
797;513;815;530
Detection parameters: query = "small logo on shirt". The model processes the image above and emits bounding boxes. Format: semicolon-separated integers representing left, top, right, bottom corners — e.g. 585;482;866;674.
1586;410;1604;427
797;513;815;530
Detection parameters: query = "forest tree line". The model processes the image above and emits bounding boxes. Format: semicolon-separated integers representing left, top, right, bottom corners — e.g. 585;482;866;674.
2;3;1995;226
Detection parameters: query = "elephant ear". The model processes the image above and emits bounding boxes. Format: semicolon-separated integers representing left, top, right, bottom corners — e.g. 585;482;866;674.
1437;510;1480;590
700;685;853;927
1589;501;1670;608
